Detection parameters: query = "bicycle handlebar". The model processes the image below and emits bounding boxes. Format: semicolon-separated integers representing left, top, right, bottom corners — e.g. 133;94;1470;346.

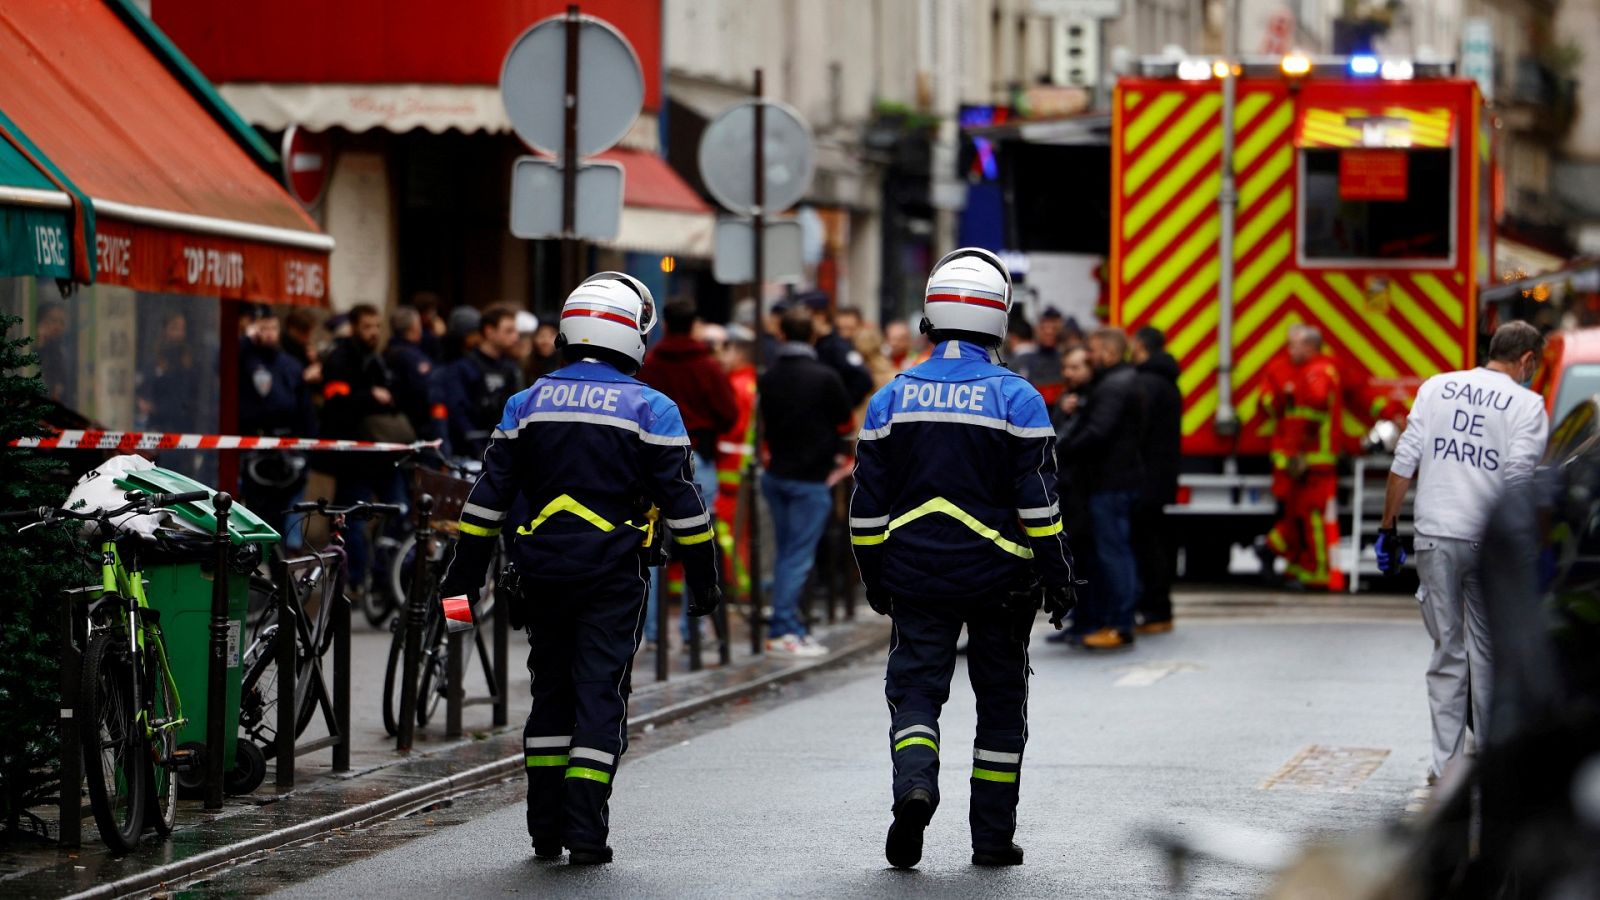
125;489;211;507
289;500;406;518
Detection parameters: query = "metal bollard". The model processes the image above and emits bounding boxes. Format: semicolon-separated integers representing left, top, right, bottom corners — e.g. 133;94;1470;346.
445;627;463;739
205;492;233;810
273;551;296;789
653;567;668;682
491;581;509;727
332;557;352;772
57;586;83;847
396;494;433;752
746;466;765;655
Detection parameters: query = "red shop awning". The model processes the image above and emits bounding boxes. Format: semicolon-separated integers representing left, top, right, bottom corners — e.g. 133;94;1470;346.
0;0;331;305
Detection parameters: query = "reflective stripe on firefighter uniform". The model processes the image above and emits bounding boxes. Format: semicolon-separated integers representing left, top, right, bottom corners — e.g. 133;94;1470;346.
440;359;717;853
851;340;1075;849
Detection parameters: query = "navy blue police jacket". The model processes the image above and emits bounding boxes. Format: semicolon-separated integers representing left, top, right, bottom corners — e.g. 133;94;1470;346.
442;359;718;593
850;340;1076;600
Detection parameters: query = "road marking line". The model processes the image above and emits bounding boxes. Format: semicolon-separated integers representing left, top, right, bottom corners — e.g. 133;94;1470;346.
1112;661;1200;687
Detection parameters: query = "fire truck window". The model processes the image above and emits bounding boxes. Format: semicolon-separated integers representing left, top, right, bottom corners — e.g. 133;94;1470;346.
1554;364;1600;426
1300;148;1453;263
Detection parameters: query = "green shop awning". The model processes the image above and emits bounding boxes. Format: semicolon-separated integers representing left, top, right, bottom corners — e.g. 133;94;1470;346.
0;109;94;282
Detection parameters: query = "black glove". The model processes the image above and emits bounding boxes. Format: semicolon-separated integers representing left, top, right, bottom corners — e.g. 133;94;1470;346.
865;585;891;616
1043;582;1082;630
1002;577;1043;615
687;582;722;617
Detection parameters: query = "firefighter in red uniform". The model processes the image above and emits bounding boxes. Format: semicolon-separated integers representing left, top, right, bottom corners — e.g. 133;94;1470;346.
714;326;758;599
1263;325;1343;590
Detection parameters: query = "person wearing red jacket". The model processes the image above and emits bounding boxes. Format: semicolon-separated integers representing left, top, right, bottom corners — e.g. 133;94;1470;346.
1263;326;1343;590
636;299;738;649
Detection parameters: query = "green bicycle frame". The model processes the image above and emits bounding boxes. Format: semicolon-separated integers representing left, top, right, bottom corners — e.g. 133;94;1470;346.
94;538;185;744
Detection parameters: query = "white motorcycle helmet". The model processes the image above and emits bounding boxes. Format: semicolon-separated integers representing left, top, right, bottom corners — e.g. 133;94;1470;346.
922;247;1013;345
557;271;657;372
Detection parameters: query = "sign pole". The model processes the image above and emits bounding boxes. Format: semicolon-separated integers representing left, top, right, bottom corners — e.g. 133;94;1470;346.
746;69;767;656
561;3;582;294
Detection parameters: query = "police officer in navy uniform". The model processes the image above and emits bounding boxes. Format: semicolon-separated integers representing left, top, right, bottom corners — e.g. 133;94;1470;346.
238;306;315;541
851;248;1077;869
438;272;720;866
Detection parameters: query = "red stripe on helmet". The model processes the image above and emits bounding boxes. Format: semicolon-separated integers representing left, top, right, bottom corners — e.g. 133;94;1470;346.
927;293;1007;311
562;308;638;329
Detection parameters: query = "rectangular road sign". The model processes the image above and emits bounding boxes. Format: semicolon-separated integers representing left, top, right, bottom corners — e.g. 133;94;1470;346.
712;217;804;285
509;156;624;241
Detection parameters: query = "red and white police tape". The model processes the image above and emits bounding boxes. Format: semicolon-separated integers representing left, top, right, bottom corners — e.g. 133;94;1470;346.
8;429;441;453
441;595;474;633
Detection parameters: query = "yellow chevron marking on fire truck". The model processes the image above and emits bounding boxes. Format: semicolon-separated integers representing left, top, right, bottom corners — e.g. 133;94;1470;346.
1168;301;1221;364
1124;93;1187;152
1234;233;1291;301
1386;281;1457;368
1123;216;1219;319
1124;93;1221;195
1124;175;1219;279
1150;258;1220;332
1234;187;1292;261
1125;91;1144;110
1124;128;1221;238
1184;383;1219;435
1411;273;1465;326
1238;146;1293;213
1317;275;1410;377
1234;102;1293;172
1233;276;1296;357
1232;92;1273;134
1293;278;1398;381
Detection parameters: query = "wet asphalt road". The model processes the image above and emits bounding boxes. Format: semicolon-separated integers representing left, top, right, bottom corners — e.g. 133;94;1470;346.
244;611;1430;899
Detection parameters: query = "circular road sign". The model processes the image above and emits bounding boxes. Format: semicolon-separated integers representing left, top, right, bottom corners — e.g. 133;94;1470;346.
697;100;815;216
500;13;644;158
281;125;331;209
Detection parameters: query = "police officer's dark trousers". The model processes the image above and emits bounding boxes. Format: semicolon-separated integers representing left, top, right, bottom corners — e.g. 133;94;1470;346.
886;595;1033;850
521;555;650;852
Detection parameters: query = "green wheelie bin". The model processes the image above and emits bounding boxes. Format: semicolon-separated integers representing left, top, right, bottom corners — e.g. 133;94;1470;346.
114;466;279;791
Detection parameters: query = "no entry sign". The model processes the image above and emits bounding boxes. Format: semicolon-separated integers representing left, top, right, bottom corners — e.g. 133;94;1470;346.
281;125;332;209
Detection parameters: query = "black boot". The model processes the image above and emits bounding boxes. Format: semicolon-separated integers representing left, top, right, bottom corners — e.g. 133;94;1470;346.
532;840;563;860
568;846;614;865
972;843;1024;866
885;788;934;869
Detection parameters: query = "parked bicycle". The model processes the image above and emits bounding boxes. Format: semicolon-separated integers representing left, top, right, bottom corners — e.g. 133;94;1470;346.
0;489;211;852
237;499;401;754
380;519;502;737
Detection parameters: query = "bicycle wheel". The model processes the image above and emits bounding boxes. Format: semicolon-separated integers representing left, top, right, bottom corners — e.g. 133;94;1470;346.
388;534;447;620
144;648;178;837
237;614;317;755
80;628;147;852
415;615;447;727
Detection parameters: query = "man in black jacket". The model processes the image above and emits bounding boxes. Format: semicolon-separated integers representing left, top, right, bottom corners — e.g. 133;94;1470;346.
1132;326;1182;633
757;307;853;656
800;290;874;406
1057;327;1145;649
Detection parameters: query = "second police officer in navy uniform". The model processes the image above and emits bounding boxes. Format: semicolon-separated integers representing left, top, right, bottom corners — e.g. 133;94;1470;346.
438;272;721;866
851;248;1078;869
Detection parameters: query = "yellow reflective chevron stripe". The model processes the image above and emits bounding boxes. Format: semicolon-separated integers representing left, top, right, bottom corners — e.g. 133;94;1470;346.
566;766;612;784
894;736;938;753
1023;520;1064;538
676;528;714;546
517;494;616;535
887;497;1033;559
458;522;501;538
526;754;568;767
972;767;1019;783
850;532;887;546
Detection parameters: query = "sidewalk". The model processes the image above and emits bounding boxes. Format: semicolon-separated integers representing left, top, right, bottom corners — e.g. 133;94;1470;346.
0;611;889;900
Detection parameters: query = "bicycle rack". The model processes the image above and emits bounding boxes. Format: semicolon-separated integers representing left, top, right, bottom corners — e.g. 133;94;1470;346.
56;584;94;848
444;585;511;738
271;545;353;789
